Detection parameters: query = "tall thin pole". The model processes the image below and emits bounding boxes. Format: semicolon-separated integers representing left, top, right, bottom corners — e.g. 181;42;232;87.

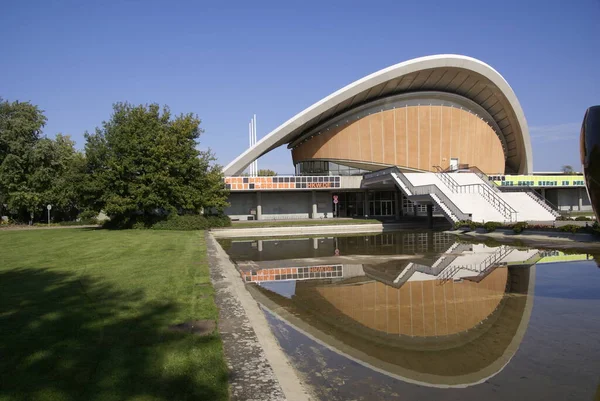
250;118;255;176
253;114;258;175
249;120;254;176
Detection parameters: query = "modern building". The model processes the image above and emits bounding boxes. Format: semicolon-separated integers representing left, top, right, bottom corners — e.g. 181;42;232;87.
223;55;588;222
581;105;600;220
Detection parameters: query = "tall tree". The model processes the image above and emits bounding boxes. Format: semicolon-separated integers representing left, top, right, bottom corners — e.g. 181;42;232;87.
0;99;47;220
561;165;574;174
257;169;277;176
84;102;228;226
0;98;86;222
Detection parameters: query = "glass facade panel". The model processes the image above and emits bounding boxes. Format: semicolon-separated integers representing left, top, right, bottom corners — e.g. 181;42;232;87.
295;161;370;176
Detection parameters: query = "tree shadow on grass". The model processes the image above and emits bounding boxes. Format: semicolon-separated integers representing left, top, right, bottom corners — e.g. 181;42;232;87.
0;268;228;401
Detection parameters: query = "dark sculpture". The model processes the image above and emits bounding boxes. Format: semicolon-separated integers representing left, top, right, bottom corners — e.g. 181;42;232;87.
580;106;600;221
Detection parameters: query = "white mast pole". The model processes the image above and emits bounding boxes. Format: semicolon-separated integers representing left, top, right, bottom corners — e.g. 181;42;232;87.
253;114;258;175
248;121;252;176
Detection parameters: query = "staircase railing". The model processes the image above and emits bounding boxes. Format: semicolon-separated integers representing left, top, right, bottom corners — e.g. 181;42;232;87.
433;166;518;222
463;165;501;192
389;170;472;222
437;264;463;284
437;245;513;284
498;186;561;218
474;245;512;272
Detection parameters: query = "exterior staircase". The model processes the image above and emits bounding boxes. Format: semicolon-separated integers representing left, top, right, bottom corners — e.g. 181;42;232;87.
362;167;557;224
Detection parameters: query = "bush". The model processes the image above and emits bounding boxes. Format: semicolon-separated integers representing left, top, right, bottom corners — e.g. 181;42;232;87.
556;215;571;221
151;214;231;231
483;221;502;232
575;216;593;221
558;224;582;234
58;219;99;226
512;222;528;233
205;215;232;228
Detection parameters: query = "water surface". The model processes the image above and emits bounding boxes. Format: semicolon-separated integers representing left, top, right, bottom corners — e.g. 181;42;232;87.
218;231;600;401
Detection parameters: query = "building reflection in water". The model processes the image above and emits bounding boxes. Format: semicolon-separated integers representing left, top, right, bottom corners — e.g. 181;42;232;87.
223;233;595;387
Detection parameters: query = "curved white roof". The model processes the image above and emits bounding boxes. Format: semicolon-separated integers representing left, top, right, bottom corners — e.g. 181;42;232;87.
224;54;532;175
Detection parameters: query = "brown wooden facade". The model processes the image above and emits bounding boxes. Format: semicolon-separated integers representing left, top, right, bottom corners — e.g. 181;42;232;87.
292;105;506;174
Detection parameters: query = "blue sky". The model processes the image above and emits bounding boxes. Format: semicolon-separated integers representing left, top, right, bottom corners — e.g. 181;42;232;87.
1;0;599;173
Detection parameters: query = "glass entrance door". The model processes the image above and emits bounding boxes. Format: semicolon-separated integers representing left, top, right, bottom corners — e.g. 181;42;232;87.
381;200;393;216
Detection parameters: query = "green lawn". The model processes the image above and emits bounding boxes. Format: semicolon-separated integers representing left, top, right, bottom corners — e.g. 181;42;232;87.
0;229;228;401
227;218;383;229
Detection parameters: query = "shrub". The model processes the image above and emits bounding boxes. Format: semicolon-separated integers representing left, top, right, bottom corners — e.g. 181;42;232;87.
151;214;231;231
58;219;99;226
558;224;582;234
575;216;592;221
469;221;483;230
483;221;502;232
527;224;553;230
152;215;208;231
556;215;570;221
205;215;232;228
512;222;528;233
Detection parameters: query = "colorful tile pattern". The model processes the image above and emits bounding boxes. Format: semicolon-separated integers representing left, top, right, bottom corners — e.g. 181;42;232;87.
241;265;344;283
224;176;341;191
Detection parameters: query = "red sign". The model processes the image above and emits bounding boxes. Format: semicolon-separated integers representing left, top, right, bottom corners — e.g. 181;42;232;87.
307;182;331;188
309;266;336;273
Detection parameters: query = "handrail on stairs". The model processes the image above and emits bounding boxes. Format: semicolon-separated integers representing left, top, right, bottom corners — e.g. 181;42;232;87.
432;165;518;222
497;186;561;217
363;167;472;222
390;170;472;222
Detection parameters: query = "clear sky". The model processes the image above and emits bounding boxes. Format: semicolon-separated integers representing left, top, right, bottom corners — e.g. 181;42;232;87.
1;0;599;173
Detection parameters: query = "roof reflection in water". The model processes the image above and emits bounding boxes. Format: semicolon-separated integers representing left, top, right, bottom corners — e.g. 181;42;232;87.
224;232;550;387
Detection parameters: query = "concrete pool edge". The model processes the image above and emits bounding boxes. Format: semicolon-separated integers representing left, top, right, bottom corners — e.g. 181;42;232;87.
205;231;311;401
211;221;448;238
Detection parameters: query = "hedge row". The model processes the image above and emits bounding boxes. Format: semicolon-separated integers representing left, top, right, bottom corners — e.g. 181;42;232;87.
150;214;231;231
455;220;600;235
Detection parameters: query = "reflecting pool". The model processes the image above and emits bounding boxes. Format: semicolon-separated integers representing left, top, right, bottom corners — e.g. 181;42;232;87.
218;232;600;401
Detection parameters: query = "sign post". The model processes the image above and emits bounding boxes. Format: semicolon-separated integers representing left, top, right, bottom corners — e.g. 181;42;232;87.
333;195;338;218
47;204;52;226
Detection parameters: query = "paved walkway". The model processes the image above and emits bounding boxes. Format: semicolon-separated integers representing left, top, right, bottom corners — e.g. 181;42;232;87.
205;232;312;401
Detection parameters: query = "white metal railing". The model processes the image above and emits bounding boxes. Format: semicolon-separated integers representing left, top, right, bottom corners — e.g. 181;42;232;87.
499;186;561;218
363;167;472;223
433;166;518;222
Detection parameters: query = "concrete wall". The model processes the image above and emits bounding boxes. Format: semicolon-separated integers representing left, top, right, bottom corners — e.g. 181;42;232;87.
262;191;312;220
225;191;334;220
544;188;592;212
224;192;257;220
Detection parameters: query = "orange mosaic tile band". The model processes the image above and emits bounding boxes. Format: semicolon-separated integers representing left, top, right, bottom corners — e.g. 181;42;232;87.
224;175;341;191
241;265;343;283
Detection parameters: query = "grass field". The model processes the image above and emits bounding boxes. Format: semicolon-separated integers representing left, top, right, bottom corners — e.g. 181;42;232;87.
227;218;383;229
0;229;228;401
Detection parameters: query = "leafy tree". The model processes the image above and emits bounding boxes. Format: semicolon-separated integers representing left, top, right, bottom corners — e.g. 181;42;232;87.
257;169;277;176
0;99;83;222
83;102;228;227
561;165;574;174
0;99;47;221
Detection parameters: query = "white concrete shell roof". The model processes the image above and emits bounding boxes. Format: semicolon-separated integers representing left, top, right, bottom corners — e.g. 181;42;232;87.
224;54;532;175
